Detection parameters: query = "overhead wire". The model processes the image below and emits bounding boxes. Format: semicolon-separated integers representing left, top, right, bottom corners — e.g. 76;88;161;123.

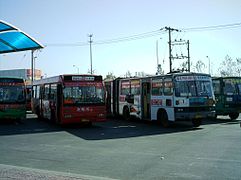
182;22;241;32
44;22;241;47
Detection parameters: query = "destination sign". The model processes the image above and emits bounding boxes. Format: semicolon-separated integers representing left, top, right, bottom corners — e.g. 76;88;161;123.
175;76;210;81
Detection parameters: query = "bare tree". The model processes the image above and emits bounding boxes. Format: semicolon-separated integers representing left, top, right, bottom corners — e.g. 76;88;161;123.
218;55;241;76
104;72;116;80
194;60;206;73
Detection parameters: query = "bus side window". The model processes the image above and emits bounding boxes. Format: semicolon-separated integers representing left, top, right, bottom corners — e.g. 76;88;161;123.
121;80;130;95
163;79;173;96
151;79;163;96
44;84;50;100
212;80;221;94
50;84;57;100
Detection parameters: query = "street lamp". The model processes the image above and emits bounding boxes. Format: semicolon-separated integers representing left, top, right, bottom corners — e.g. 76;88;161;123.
73;65;79;74
206;56;210;74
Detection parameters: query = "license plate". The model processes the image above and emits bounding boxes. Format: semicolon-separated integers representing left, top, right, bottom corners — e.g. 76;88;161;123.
195;114;202;119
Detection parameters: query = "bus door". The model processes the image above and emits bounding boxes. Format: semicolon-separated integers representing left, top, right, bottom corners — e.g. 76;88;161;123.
105;81;112;116
55;84;62;123
142;82;150;119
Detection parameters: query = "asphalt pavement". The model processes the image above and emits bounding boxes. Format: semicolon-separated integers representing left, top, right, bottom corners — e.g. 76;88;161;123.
0;114;241;179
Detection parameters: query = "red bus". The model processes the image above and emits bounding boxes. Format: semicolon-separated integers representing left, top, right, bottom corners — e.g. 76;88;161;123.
32;74;106;125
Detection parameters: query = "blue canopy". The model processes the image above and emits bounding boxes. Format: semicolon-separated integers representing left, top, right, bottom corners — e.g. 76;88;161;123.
0;20;43;54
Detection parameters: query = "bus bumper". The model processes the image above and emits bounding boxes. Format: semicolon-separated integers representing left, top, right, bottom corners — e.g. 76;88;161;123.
175;110;216;121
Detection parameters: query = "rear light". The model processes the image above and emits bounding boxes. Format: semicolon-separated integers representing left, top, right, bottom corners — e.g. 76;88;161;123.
98;113;105;117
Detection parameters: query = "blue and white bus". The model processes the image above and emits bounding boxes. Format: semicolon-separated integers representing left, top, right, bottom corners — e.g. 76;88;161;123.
105;72;215;127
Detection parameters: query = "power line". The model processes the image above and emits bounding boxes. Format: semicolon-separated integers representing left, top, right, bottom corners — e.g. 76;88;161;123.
45;30;165;47
182;22;241;32
44;22;241;47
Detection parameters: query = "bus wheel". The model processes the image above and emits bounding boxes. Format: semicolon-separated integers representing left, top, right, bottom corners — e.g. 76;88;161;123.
192;119;201;127
229;112;239;120
158;111;169;128
36;107;41;120
123;107;130;121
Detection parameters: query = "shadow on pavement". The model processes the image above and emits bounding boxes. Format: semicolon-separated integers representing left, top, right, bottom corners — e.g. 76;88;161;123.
0;114;204;140
66;118;203;140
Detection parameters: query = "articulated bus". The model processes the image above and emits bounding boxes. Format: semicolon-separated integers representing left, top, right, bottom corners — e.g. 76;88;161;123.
32;74;106;125
0;77;26;121
105;72;215;127
212;76;241;120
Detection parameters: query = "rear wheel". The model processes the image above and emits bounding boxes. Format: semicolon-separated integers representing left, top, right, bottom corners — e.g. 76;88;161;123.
229;112;239;120
35;107;41;120
123;106;130;121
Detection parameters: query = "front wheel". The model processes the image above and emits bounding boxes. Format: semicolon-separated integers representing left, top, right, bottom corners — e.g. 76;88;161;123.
229;112;239;120
192;119;202;127
158;110;170;128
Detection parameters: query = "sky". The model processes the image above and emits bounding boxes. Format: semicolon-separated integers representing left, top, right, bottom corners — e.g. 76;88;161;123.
0;0;241;78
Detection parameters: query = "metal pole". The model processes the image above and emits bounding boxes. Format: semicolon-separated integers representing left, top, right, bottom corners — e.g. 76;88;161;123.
31;50;34;84
167;28;172;73
88;34;93;74
187;40;190;72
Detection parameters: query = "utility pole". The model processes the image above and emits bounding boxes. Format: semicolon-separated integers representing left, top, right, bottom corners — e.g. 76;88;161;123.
187;40;190;72
88;34;93;74
165;27;179;73
163;27;191;72
31;50;34;84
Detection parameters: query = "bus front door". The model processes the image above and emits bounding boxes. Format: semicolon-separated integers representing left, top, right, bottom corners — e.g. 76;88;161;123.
142;82;150;119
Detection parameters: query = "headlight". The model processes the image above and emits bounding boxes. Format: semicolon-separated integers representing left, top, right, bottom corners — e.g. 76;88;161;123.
177;108;184;112
226;97;233;102
64;114;72;118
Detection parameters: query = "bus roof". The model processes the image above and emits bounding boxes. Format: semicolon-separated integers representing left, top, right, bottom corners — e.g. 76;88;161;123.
212;76;241;80
0;76;25;83
33;74;103;85
110;72;211;82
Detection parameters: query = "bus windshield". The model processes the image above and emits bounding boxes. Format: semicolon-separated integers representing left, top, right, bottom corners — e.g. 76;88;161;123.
223;80;236;95
63;85;105;104
236;83;241;95
0;86;25;103
175;80;213;97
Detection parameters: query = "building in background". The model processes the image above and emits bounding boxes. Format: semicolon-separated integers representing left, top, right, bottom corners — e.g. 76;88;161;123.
0;69;42;85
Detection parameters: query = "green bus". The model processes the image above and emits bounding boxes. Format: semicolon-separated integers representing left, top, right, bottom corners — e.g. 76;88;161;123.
212;77;241;120
0;77;26;121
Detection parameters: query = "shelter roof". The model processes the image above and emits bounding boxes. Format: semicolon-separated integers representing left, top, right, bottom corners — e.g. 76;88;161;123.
0;20;43;54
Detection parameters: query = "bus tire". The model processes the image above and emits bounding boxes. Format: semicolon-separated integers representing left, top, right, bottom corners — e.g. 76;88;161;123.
158;110;169;128
229;112;239;120
192;119;201;127
35;107;41;120
123;106;130;121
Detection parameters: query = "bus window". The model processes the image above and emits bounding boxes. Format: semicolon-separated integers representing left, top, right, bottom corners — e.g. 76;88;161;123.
36;85;40;99
50;84;57;100
196;81;213;97
63;85;105;104
175;81;196;97
131;80;140;95
223;80;236;95
163;79;173;96
152;79;163;95
44;84;50;100
212;80;221;94
237;84;241;95
121;81;130;95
